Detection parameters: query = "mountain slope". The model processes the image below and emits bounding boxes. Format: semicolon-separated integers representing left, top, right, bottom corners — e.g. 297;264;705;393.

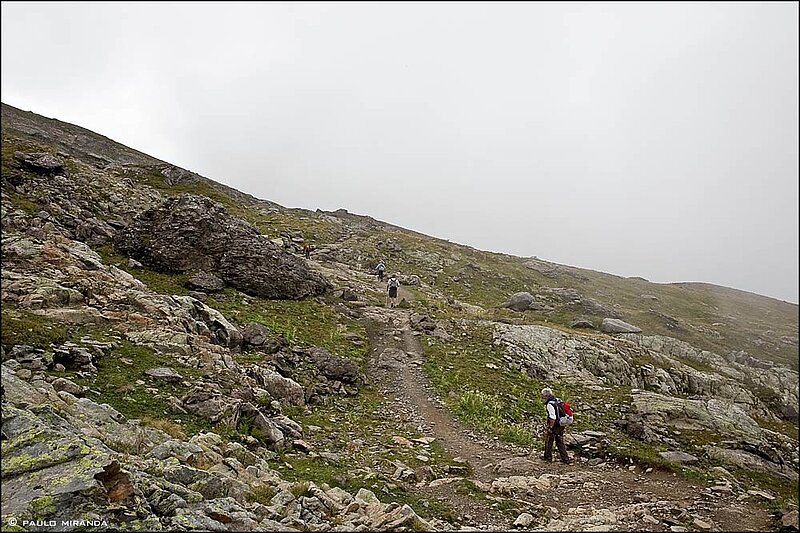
2;102;797;531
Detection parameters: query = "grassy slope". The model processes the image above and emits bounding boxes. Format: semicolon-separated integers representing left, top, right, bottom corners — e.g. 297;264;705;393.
2;110;797;508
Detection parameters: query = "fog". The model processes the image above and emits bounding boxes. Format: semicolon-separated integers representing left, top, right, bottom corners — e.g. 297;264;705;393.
2;2;797;303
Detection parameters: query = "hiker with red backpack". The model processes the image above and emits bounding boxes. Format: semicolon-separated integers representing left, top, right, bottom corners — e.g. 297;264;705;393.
540;387;574;464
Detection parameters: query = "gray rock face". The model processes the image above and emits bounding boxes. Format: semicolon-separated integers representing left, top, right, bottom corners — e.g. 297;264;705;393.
570;319;595;329
255;368;305;406
400;274;421;286
185;271;224;293
160;165;200;185
115;194;329;299
145;367;184;383
309;348;364;386
50;377;84;396
1;369;134;524
172;295;242;351
503;292;535;311
600;318;642;333
241;323;284;353
13;151;65;175
493;323;798;466
659;451;699;464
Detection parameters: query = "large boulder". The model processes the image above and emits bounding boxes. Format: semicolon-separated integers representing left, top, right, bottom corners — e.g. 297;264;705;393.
503;292;535;311
13;151;65;175
185;271;225;293
115;194;329;299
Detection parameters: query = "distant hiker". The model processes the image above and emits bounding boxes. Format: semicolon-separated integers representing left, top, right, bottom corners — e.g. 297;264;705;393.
540;387;574;464
387;274;400;308
376;260;386;281
303;242;311;259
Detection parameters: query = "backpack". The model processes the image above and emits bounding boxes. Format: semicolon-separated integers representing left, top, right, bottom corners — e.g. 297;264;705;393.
377;262;385;272
388;278;399;288
550;397;574;427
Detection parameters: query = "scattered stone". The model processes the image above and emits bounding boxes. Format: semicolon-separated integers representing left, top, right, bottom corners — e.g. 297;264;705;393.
292;439;313;453
50;377;83;396
514;512;534;527
145;367;184;383
658;451;699;464
494;457;537;474
693;518;713;530
600;318;642;333
392;436;414;448
642;514;660;525
782;510;798;530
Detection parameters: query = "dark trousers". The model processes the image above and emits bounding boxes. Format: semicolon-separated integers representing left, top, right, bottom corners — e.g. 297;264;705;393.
544;424;569;461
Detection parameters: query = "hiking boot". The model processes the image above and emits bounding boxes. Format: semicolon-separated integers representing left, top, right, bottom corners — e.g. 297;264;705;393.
561;458;575;464
539;455;553;462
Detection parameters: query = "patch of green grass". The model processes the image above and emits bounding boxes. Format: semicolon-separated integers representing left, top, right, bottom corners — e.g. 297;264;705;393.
604;436;673;469
422;322;543;446
270;385;464;524
65;338;210;436
1;305;213;436
140;417;187;440
208;289;368;369
757;417;798;440
250;208;348;245
245;484;278;505
1;307;74;349
289;481;314;498
454;479;487;499
733;468;799;508
675;357;717;374
3;191;40;213
236;413;274;445
96;244;191;296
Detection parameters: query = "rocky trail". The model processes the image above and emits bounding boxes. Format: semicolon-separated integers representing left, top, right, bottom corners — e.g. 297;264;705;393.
357;280;776;531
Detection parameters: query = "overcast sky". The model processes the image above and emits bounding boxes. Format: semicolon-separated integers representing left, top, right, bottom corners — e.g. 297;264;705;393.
2;2;798;303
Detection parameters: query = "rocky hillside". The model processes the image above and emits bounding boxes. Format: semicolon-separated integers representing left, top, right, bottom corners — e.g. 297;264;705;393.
1;102;798;532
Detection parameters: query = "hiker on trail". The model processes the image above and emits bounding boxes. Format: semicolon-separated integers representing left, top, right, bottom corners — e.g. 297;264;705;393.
375;260;386;281
387;273;400;308
303;242;311;259
540;387;574;464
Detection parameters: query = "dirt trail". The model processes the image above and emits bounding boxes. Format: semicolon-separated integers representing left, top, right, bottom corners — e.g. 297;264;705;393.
358;279;775;531
364;308;514;529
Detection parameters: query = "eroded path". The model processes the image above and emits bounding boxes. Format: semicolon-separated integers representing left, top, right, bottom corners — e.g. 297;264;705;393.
359;294;776;532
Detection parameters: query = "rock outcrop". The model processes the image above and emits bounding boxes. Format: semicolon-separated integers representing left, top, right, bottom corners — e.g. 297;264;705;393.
115;194;329;300
0;367;450;531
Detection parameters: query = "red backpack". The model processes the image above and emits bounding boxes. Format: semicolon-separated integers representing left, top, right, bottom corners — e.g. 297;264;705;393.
556;399;574;426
